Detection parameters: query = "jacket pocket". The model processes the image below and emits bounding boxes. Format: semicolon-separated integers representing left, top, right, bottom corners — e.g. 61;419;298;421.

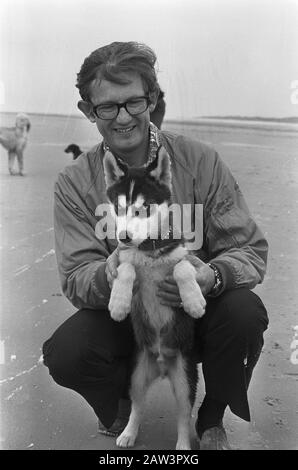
208;185;256;252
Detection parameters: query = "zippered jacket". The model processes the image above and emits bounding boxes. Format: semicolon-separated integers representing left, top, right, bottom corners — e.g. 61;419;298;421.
54;130;268;309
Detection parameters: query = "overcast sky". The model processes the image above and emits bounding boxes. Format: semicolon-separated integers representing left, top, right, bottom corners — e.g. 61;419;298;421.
1;0;298;119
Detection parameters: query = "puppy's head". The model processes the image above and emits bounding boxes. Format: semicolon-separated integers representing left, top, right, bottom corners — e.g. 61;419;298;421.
103;146;172;246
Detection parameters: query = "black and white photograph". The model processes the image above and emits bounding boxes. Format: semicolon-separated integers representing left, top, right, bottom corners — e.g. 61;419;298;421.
0;0;297;453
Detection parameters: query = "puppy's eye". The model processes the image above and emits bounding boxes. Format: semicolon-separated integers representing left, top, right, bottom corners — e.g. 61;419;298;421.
142;203;151;212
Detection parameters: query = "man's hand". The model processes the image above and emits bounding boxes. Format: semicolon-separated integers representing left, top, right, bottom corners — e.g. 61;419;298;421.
105;246;139;293
157;255;215;307
105;247;120;289
184;254;215;295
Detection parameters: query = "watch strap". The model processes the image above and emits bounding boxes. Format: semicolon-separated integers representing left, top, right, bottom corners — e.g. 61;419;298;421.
208;263;223;296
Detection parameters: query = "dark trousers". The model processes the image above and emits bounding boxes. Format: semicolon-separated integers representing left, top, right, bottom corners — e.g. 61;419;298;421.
42;288;268;428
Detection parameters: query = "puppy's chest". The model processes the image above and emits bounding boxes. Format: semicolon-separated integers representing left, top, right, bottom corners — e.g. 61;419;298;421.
119;246;187;331
135;263;174;330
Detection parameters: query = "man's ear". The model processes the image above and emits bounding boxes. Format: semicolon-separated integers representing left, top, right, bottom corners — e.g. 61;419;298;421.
103;151;127;188
148;89;159;113
77;100;96;123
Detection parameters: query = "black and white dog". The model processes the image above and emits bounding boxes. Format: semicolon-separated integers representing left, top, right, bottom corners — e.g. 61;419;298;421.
64;143;83;160
103;147;206;450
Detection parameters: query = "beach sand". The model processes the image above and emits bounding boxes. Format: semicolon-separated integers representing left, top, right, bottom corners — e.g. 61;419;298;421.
0;113;297;450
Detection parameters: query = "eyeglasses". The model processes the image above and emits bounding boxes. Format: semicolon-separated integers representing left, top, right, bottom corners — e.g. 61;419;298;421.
92;96;150;120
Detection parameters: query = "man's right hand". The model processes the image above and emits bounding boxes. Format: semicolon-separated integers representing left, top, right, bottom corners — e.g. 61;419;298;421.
105;246;139;294
105;248;120;288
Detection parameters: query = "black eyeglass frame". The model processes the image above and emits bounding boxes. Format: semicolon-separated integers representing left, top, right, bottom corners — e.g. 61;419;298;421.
92;96;151;120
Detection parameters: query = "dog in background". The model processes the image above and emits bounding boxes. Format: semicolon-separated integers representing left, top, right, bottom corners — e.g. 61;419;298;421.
0;113;31;175
103;147;206;450
64;143;83;160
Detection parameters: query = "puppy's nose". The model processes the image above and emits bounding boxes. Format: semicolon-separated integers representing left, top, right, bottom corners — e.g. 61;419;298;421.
118;230;133;243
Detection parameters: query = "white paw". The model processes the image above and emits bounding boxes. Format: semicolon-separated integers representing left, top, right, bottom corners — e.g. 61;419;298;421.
116;429;137;448
109;298;131;321
176;440;191;450
181;287;206;319
109;291;132;321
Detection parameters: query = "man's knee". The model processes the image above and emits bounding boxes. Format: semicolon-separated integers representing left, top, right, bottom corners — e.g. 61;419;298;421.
43;333;127;388
42;336;82;386
42;308;135;387
208;288;268;333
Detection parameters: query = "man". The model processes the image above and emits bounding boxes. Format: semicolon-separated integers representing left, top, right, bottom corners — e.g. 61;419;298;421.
43;41;268;450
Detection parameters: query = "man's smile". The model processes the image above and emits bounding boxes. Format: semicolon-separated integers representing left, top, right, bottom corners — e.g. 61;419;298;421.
114;125;136;134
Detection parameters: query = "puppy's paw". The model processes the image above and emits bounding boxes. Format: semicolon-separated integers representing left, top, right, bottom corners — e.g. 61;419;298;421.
176;440;191;450
182;298;205;318
109;296;131;321
181;286;206;319
109;288;132;321
116;428;137;448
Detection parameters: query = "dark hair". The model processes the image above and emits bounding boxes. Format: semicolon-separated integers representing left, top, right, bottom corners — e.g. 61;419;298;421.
76;41;160;101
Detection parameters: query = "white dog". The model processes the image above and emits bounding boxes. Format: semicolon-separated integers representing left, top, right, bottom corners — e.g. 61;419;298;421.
0;113;31;175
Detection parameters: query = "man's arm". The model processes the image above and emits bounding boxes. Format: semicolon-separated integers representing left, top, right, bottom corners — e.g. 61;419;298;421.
54;174;111;310
202;151;268;295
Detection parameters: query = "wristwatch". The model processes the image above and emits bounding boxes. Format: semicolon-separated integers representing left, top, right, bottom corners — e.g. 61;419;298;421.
207;263;223;296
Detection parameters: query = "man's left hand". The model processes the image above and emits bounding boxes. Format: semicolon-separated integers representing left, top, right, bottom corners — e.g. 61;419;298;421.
156;255;215;307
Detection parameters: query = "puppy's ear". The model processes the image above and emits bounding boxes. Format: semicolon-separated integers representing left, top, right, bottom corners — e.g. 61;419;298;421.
103;151;127;187
147;146;172;189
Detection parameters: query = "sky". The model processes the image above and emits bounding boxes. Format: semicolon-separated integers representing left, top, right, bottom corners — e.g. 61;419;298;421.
0;0;298;119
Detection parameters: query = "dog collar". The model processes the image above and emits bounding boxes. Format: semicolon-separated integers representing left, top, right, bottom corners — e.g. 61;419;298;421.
137;225;183;255
139;236;174;251
139;238;182;257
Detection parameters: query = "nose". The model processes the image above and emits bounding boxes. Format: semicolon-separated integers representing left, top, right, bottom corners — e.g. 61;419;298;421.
116;106;132;124
118;230;133;243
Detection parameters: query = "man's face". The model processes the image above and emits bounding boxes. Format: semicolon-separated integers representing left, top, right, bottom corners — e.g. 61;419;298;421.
83;73;156;156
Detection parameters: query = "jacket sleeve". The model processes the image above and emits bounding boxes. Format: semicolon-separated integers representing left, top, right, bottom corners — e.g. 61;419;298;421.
202;151;268;294
54;173;111;310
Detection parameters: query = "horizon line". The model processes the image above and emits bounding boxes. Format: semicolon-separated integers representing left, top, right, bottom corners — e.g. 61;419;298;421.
1;110;298;123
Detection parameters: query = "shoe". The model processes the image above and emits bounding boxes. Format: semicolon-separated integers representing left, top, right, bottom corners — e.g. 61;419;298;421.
98;398;131;437
198;423;231;450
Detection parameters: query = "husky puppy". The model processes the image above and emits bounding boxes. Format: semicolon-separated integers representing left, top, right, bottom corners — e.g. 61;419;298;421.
103;146;206;450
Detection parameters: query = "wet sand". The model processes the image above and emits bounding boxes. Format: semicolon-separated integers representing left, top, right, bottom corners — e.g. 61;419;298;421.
0;113;297;450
